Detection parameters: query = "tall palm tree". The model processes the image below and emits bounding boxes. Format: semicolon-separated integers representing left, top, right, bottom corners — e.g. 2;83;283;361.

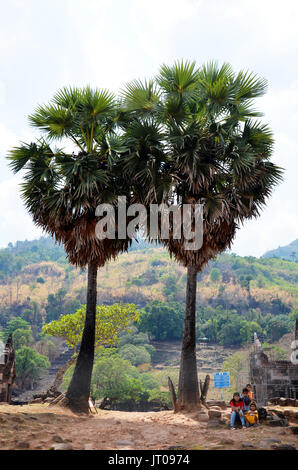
8;87;132;413
121;61;283;411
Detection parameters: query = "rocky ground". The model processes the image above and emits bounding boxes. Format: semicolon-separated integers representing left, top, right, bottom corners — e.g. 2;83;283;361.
0;403;297;451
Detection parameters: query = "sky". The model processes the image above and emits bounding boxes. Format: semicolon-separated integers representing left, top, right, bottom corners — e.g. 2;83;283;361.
0;0;297;257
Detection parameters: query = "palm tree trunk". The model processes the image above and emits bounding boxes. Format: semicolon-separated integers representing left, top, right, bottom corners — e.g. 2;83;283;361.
65;260;97;413
177;264;200;411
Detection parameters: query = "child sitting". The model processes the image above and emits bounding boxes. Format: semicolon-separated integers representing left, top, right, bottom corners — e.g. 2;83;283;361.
246;384;254;400
230;392;246;430
241;388;251;412
245;402;259;427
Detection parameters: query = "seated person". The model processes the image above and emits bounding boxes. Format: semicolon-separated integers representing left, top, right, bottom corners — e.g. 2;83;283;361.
241;388;251;412
245;402;259;427
246;384;254;400
230;392;246;430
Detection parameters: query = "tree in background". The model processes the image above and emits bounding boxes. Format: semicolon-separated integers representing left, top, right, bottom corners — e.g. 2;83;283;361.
262;342;287;361
119;344;151;366
118;326;155;360
8;87;134;413
34;335;58;363
210;268;221;283
139;300;184;340
265;315;291;342
90;356;144;401
43;303;139;388
223;351;248;393
45;289;67;322
15;346;50;390
63;354;147;403
5;318;31;338
121;61;283;411
21;301;43;328
12;328;34;350
240;321;262;345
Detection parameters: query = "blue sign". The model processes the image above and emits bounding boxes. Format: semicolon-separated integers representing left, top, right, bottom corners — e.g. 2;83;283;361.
214;372;230;388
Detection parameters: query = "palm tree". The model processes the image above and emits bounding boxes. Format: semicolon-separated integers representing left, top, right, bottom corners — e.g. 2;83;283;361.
8;87;132;413
121;61;283;411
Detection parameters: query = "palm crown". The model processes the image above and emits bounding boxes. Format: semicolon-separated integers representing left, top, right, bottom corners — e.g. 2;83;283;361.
8;86;132;267
120;61;283;267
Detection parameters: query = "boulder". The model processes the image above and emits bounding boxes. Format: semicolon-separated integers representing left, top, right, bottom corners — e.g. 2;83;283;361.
52;435;64;443
283;408;298;421
197;411;209;422
115;440;133;446
279;398;287;406
270;398;298;407
208;409;222;419
268;398;279;405
289;426;298;435
206;400;227;410
263;438;281;444
287;398;296;407
257;440;277;449
220;438;235;445
267;418;288;427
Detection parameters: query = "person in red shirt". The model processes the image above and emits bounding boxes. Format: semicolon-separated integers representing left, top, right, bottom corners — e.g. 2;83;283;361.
230;392;246;430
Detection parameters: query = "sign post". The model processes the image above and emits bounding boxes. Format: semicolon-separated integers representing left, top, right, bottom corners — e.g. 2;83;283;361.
214;372;230;402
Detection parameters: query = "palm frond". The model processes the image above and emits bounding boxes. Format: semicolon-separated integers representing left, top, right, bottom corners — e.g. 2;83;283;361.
121;79;160;114
28;104;74;139
157;60;199;99
234;70;268;101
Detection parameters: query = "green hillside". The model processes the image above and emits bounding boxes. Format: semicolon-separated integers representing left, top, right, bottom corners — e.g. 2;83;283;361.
0;237;297;349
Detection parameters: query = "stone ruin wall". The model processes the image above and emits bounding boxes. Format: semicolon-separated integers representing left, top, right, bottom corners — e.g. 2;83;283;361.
250;320;298;406
0;335;16;403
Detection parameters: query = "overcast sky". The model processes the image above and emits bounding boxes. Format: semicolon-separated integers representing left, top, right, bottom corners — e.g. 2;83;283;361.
0;0;297;256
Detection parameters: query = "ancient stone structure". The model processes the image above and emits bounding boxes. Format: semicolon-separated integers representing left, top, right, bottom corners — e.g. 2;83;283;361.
249;321;298;405
0;335;16;403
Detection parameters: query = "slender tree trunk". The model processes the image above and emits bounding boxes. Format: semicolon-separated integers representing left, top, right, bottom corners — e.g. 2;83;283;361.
52;355;78;390
65;260;98;413
177;264;200;412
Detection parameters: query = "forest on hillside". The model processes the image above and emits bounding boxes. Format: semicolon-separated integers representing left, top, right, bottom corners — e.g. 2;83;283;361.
0;237;297;397
0;236;297;342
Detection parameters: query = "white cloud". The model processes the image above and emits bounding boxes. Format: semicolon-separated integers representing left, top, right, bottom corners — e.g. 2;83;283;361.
131;0;200;31
0;82;5;105
0;123;16;154
0;176;43;248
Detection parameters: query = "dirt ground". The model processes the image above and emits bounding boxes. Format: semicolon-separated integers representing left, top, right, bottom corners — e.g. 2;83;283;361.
0;404;297;450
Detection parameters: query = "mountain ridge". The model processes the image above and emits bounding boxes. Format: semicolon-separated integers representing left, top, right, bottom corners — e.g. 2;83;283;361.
262;238;298;261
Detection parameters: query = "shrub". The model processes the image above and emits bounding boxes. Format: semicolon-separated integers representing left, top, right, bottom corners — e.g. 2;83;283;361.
119;344;151;366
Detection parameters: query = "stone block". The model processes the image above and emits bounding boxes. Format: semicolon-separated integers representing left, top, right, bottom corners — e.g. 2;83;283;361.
208;409;222;419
